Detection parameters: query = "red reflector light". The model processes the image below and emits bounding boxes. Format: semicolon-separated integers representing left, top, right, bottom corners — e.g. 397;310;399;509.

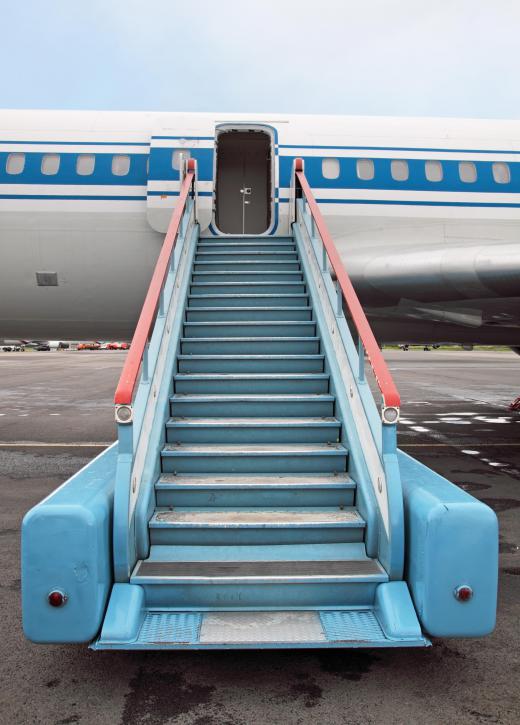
48;590;67;607
454;585;473;602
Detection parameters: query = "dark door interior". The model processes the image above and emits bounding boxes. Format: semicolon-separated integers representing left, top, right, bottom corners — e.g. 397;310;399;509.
215;130;271;234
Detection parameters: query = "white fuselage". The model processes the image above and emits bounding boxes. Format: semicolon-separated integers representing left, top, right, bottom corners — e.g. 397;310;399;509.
1;110;519;343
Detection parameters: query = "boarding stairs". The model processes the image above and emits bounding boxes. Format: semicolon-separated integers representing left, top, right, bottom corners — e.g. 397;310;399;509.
88;159;424;649
21;158;498;649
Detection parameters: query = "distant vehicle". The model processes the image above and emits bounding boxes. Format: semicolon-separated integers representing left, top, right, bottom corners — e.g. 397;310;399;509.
105;342;130;350
36;344;50;351
77;342;100;350
2;344;24;352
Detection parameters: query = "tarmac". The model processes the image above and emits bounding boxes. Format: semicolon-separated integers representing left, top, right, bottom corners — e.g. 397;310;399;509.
0;349;519;725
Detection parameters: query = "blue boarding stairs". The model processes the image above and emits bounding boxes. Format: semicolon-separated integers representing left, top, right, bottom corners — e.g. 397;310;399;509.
22;158;498;649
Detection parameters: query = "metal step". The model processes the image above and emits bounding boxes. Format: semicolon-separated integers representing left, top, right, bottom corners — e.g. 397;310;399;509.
161;441;348;474
149;505;363;545
166;416;341;444
176;354;325;374
95;607;428;649
170;393;335;417
92;604;430;651
183;321;316;338
155;473;355;507
133;558;385;583
195;251;299;261
173;373;329;394
198;236;294;245
180;337;321;355
197;242;296;253
191;271;304;284
190;282;307;295
187;294;310;308
185;306;313;321
193;261;301;272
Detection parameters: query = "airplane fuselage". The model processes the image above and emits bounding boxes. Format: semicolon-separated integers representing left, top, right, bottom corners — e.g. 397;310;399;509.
1;110;519;344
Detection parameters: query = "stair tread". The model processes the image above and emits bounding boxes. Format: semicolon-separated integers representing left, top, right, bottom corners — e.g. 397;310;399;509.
95;609;427;649
150;507;364;527
174;373;328;380
157;473;354;488
195;251;298;257
171;393;334;400
194;260;300;266
132;558;386;581
190;282;306;287
189;294;308;298
163;442;346;455
167;417;339;427
181;336;320;342
186;306;312;312
184;321;314;326
177;354;324;360
192;271;303;276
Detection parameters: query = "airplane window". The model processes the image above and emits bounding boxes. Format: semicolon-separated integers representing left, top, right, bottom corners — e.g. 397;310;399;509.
172;149;191;171
322;158;340;180
357;159;374;181
112;154;130;176
459;161;477;183
492;162;510;184
6;153;25;175
391;160;409;181
425;160;443;182
41;154;60;176
76;154;95;176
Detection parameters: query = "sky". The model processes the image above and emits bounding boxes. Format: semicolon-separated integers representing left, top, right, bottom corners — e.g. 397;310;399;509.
1;0;519;119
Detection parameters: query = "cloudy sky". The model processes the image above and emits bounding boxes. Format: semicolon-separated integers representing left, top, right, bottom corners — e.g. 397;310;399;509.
1;1;518;118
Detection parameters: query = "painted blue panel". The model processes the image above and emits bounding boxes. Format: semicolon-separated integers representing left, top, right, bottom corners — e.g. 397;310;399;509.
279;155;520;194
0;151;148;185
398;450;498;637
99;584;145;642
374;581;423;639
22;443;117;643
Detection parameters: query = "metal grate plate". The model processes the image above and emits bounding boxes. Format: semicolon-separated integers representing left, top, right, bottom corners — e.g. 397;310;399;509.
200;611;326;643
320;610;387;642
136;612;202;645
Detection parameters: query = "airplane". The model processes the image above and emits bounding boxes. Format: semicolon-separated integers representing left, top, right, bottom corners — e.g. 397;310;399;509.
0;109;518;357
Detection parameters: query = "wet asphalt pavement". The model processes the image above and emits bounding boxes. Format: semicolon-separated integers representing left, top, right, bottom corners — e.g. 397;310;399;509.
0;350;519;725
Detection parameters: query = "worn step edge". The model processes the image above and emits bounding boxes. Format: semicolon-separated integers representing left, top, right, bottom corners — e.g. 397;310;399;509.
156;473;354;489
174;374;327;379
132;559;386;583
150;507;364;528
171;393;334;401
166;416;339;428
162;443;348;457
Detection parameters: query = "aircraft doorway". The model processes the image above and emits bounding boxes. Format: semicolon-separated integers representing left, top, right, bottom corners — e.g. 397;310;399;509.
214;129;272;235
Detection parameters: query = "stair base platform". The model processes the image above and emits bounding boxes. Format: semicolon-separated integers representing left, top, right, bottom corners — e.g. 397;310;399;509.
92;582;429;650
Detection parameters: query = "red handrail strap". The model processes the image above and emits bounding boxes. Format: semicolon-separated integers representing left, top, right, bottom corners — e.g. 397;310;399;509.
114;166;195;407
295;165;400;411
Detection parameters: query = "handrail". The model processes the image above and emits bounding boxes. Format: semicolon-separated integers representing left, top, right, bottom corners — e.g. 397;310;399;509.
114;158;196;408
293;158;400;418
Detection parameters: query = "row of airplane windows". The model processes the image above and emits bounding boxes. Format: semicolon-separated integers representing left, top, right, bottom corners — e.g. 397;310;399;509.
0;151;514;185
1;150;188;177
321;158;512;184
3;153;136;177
